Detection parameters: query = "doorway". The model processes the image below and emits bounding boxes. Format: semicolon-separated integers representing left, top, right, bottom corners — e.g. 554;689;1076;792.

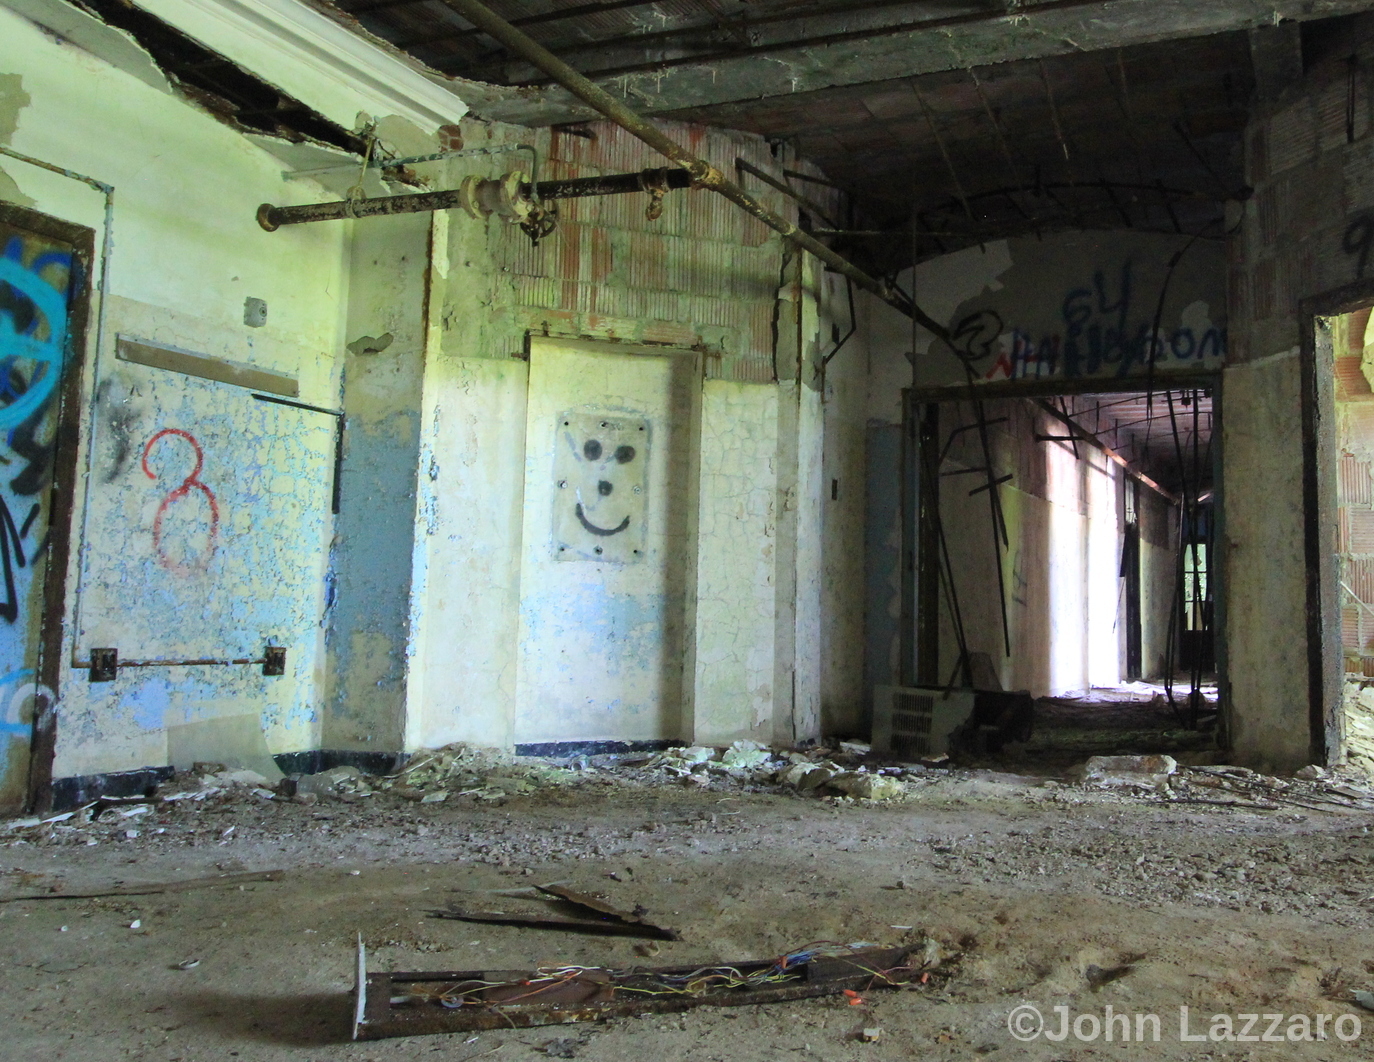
911;384;1220;766
0;205;91;810
1324;307;1374;772
513;338;699;747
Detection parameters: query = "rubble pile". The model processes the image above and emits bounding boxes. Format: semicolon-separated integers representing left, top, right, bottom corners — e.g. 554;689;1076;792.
1344;680;1374;774
350;745;582;805
8;742;1374;856
1069;753;1374;812
628;739;917;801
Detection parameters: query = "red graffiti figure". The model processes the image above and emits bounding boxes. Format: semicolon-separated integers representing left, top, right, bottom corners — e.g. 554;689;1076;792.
142;429;219;575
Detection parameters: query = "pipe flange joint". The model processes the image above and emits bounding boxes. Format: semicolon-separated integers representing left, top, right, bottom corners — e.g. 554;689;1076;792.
497;170;533;222
639;168;671;222
458;174;486;220
688;161;722;188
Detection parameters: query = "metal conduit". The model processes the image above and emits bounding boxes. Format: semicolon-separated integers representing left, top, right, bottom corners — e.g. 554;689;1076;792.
417;0;946;336
258;167;693;230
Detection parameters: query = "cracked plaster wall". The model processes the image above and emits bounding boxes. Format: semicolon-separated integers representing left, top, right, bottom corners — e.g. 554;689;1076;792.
1;3;883;778
0;5;351;783
400;119;856;750
1223;24;1374;769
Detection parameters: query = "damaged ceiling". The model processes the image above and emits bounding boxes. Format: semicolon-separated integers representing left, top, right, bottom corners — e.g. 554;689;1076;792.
314;0;1374;268
1057;389;1215;497
71;0;369;154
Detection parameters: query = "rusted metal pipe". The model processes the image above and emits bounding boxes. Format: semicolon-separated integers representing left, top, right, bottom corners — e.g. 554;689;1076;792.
537;166;691;200
257;167;692;230
735;158;838;230
433;0;946;335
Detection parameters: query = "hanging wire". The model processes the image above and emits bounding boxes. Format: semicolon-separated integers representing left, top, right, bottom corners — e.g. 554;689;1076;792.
968;66;1043;238
1038;60;1073;169
344;125;379;217
913;84;976;225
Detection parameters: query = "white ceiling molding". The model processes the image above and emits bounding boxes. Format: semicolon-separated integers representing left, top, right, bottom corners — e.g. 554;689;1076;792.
132;0;472;135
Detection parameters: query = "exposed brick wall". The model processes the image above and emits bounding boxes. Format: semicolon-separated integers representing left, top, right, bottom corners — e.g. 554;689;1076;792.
484;119;837;384
1226;18;1374;767
1237;17;1374;359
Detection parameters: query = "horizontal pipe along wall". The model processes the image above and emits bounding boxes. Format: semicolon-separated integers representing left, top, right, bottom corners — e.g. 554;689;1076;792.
377;118;866;754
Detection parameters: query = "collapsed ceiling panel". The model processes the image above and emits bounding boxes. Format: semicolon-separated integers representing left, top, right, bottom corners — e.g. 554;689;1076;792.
75;0;368;154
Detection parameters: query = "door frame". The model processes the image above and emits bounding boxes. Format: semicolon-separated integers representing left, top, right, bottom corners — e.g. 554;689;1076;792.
909;373;1224;711
515;332;704;747
1300;276;1374;765
0;203;94;812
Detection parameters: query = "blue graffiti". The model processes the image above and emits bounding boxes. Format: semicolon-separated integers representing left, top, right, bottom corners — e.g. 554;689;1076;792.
951;262;1227;381
0;667;35;735
0;240;68;431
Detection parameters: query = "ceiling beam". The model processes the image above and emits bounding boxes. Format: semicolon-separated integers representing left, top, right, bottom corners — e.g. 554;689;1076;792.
460;0;1374;126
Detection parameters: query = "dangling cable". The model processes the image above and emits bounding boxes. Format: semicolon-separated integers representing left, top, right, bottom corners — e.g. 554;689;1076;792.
344;126;378;219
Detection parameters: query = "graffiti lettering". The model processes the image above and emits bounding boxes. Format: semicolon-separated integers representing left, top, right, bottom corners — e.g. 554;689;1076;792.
142;429;219;575
0;494;38;625
0;224;73;798
971;262;1226;382
0;241;68;431
1343;214;1374;279
950;309;1004;365
0;668;54;737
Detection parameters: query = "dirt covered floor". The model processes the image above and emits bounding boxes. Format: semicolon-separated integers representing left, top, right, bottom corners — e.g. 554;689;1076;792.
3;758;1374;1061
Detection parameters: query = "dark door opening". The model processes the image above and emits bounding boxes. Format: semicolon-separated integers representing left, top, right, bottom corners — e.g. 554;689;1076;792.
901;384;1221;768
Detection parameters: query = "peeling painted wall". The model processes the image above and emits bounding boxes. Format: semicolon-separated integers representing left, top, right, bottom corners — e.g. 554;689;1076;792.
0;3;350;787
324;212;430;754
691;380;778;743
1225;18;1374;768
401;120;848;752
911;233;1227;391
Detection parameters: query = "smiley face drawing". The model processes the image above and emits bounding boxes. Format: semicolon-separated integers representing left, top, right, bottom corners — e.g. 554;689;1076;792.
552;411;648;562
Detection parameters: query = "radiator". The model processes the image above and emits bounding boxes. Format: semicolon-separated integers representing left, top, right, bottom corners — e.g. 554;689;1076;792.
871;686;976;760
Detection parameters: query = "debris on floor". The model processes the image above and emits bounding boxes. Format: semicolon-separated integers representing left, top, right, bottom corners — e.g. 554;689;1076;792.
434;881;680;939
377;743;577;803
1069;754;1178;788
7;737;1374;864
361;741;921;804
1343;680;1374;774
354;940;940;1039
0;868;284;902
1163;764;1374;812
281;765;372;801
